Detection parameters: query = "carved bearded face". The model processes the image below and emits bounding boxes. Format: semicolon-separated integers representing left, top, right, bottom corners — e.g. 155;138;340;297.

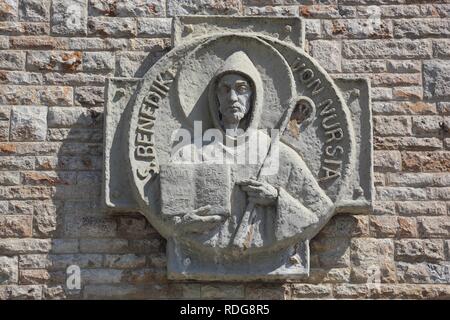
216;73;253;125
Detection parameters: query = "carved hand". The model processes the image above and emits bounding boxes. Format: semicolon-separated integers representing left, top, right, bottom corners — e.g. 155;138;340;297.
238;179;278;206
179;205;228;233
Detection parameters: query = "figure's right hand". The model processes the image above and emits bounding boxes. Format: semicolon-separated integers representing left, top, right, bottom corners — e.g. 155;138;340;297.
179;205;228;233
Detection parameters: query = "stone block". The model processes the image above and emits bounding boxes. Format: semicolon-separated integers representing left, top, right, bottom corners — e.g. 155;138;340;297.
87;17;137;37
0;215;33;237
0;50;25;70
10;106;47;141
350;238;396;283
137;17;171;37
424;60;450;99
0;0;18;21
167;0;241;16
51;0;87;36
82;51;115;72
309;40;341;73
19;0;50;22
0;256;18;284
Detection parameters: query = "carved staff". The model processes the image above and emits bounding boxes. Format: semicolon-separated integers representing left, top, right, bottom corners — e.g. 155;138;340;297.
232;97;310;249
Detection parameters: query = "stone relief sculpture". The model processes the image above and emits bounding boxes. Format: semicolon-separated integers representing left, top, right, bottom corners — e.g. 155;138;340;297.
169;50;332;250
103;16;373;280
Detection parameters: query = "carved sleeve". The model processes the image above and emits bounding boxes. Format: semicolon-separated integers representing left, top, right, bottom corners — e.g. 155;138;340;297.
273;159;334;241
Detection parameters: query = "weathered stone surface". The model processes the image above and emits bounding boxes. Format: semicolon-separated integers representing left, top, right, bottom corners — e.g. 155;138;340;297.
245;5;299;17
308;267;351;284
0;21;49;35
320;215;369;238
115;51;150;77
75;86;105;107
323;19;392;39
0;256;18;284
27;51;82;72
433;39;450;58
10;106;47;141
49;254;103;270
412;115;449;135
0;0;18;21
395;239;445;262
47;128;103;142
32;201;60;238
376;187;427;201
291;284;332;299
43;285;67;299
19;269;50;284
167;0;242;16
375;137;442;151
82;239;129;254
0;239;51;254
0;86;73;106
387;173;450;188
309;40;341;72
342;59;386;73
82;51;115;72
369;284;450;300
0;200;35;215
0;157;34;171
88;17;137;37
244;284;288;300
424;60;450;99
350;238;396;283
369;216;417;238
47;107;103;128
397;262;450;284
117;215;155;239
372;201;396;215
0;51;25;70
298;4;354;19
417;217;450;238
89;0;165;17
373;151;401;172
0;172;20;186
393;86;423;100
0;284;42;299
372;101;437;115
81;269;124;284
343;39;431;59
64;215;117;238
51;0;87;36
304;19;321;39
333;284;369;299
310;237;351;268
50;239;79;254
0;215;32;237
201;284;245;299
387;60;421;73
397;201;447;216
394;19;450;38
19;0;50;22
373;116;411;136
137;18;171;37
83;283;174;299
19;254;51;269
104;254;146;269
402;152;450;172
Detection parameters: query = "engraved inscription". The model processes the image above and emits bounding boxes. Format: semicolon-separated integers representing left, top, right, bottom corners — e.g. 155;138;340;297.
135;70;175;180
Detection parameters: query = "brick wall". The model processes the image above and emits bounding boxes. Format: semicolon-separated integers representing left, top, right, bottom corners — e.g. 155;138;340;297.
0;0;449;299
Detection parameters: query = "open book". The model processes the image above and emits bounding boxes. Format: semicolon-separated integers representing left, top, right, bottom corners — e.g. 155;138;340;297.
159;164;231;217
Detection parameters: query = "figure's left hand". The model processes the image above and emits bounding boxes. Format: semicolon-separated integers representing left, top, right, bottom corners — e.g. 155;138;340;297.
237;179;278;206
